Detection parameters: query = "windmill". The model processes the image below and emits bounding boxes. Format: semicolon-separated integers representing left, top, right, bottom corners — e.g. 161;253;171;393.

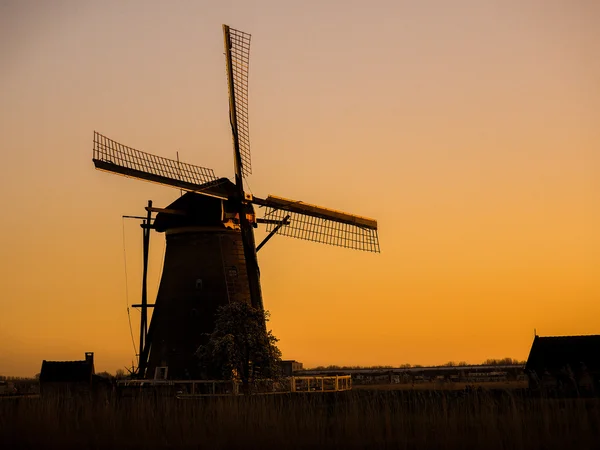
93;25;380;380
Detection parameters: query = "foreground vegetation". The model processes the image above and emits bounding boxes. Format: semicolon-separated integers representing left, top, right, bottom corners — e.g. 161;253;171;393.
1;389;599;449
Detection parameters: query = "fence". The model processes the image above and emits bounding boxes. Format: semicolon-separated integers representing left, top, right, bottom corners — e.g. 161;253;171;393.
290;376;352;393
116;376;352;398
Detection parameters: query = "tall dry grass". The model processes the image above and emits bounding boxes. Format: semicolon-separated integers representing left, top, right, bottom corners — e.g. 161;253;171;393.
1;389;599;449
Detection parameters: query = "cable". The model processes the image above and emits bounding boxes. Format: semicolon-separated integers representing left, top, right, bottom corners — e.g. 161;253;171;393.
122;218;138;364
243;177;254;197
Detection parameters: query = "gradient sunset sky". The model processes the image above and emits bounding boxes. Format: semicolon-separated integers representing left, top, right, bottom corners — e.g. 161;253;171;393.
1;0;598;376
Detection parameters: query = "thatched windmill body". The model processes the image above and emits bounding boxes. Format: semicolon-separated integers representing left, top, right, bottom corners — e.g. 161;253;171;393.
93;25;380;380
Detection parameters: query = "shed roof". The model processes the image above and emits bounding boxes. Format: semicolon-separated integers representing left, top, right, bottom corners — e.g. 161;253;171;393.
40;360;94;383
525;335;600;373
152;178;253;232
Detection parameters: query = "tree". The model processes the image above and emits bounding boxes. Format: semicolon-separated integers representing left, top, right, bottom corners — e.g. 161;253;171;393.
95;371;114;379
482;357;526;366
195;302;282;389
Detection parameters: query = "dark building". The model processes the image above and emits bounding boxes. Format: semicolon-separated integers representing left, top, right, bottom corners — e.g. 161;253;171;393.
279;360;304;376
39;352;96;396
525;335;600;395
145;183;255;380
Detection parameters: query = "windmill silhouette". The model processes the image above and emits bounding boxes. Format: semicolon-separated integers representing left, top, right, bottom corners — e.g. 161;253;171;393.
93;25;380;380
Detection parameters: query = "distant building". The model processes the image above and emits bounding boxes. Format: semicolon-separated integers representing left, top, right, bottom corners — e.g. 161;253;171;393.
525;335;600;396
279;360;303;376
39;352;96;396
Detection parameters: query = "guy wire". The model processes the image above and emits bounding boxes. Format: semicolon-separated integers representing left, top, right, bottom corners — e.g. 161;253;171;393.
243;177;254;197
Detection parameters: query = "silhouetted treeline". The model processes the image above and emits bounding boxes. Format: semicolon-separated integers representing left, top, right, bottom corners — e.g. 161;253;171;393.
308;358;526;371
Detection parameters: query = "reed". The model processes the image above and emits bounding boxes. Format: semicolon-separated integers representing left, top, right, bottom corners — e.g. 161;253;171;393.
1;389;599;449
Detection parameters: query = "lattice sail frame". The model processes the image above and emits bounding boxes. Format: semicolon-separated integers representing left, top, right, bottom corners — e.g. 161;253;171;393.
93;131;218;190
263;208;381;253
224;26;252;177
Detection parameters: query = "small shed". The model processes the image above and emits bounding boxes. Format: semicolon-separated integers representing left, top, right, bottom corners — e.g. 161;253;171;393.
525;335;600;396
279;360;303;377
39;352;95;397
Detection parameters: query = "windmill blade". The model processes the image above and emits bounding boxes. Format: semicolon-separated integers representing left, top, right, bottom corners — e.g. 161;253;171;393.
223;25;252;178
92;131;226;199
255;195;380;253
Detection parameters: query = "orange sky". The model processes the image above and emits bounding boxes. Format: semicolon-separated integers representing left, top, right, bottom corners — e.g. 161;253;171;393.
1;1;598;376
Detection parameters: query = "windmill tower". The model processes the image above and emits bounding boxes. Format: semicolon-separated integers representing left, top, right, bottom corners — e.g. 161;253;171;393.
93;25;380;380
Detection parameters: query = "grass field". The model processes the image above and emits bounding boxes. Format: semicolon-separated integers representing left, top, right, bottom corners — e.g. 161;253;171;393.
1;388;599;449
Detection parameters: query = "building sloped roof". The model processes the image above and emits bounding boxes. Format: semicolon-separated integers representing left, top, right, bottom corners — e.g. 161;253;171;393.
153;192;227;231
525;335;600;373
40;360;94;383
152;178;254;232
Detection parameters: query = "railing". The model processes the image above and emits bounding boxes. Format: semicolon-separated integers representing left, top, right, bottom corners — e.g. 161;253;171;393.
116;376;352;397
290;376;352;393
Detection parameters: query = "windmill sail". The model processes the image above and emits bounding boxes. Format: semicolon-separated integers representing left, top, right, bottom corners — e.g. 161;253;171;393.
257;195;380;253
223;25;264;314
92;131;222;197
223;25;252;178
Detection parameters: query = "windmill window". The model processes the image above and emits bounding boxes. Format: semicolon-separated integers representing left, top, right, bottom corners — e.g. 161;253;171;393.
191;308;199;318
196;279;203;290
228;266;238;278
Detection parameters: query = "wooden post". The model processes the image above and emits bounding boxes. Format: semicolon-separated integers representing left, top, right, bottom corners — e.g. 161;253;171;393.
138;200;152;378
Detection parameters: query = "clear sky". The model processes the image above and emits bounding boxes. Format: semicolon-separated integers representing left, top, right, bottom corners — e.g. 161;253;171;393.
1;0;598;376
